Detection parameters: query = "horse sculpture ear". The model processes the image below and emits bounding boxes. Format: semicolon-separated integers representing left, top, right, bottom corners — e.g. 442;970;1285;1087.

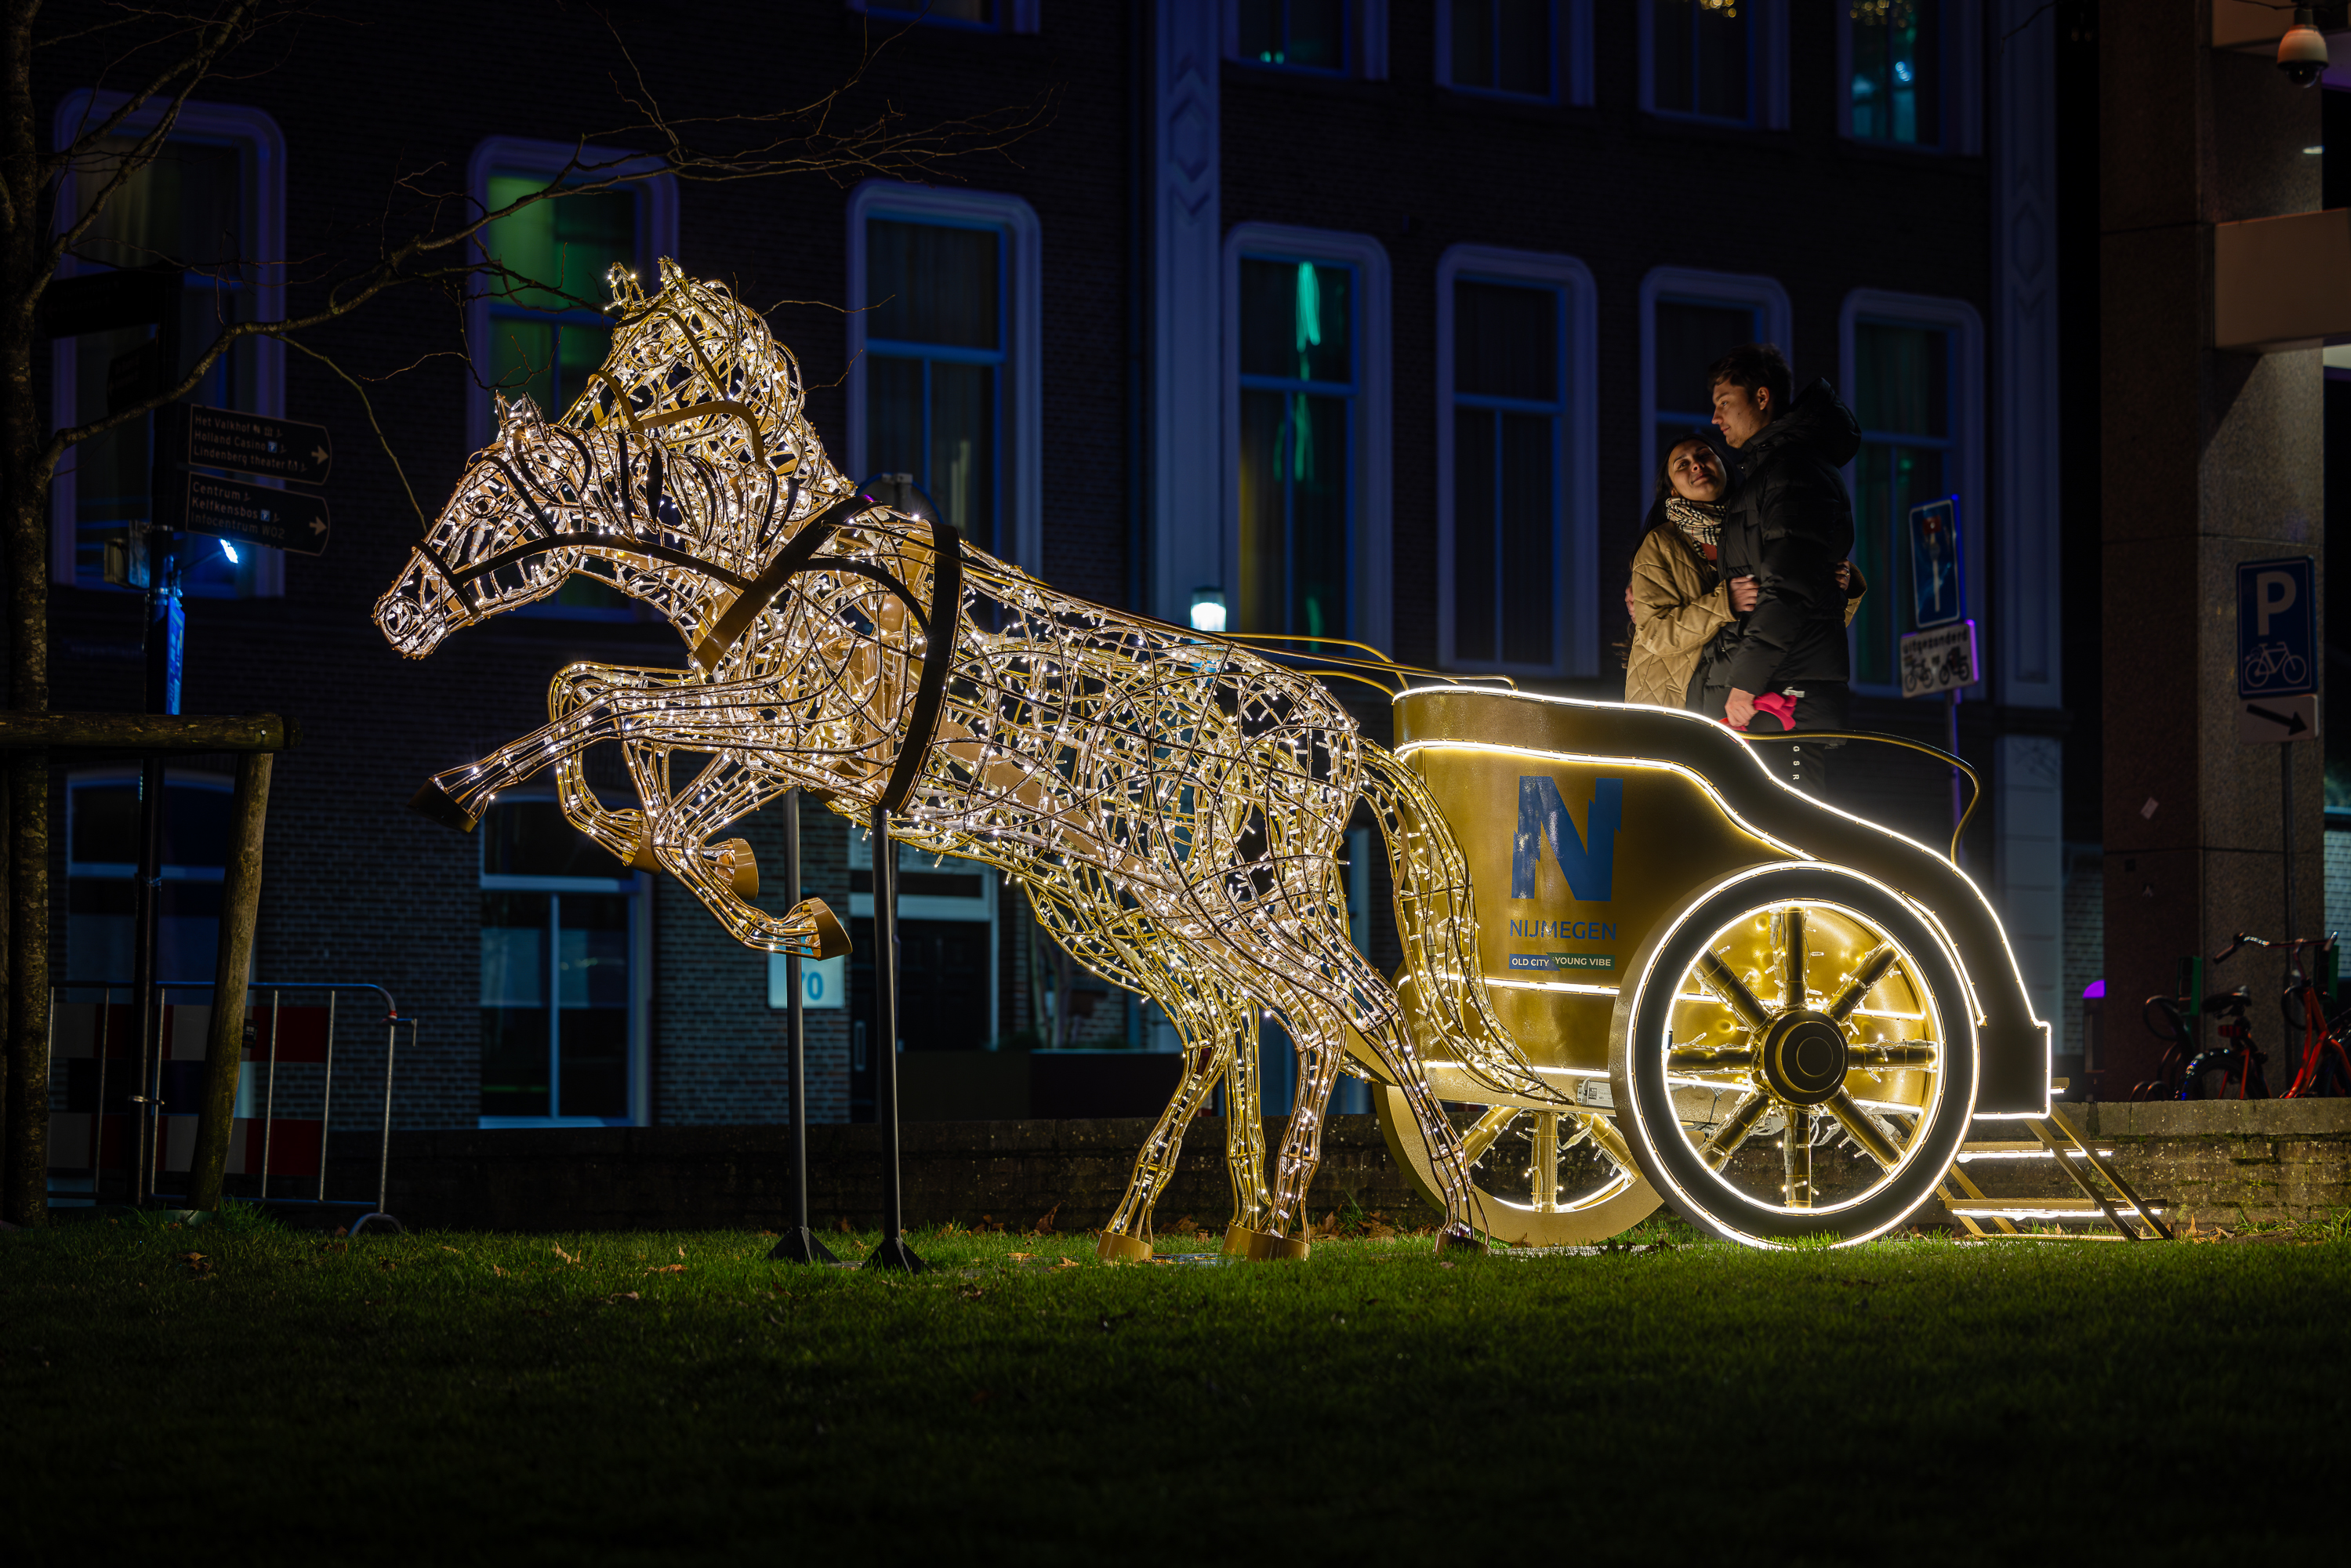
495;393;543;439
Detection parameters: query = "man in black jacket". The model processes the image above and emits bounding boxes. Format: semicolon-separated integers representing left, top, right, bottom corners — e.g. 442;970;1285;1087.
1699;343;1862;793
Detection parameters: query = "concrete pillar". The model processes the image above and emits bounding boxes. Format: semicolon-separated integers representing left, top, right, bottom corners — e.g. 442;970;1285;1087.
2099;6;2325;1094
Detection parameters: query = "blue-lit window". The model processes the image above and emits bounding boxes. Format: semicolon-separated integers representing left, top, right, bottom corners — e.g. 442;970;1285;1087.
865;218;1006;558
1239;256;1355;640
478;799;645;1127
1451;281;1562;667
1237;0;1348;72
1849;321;1953;688
1648;0;1751;125
1849;0;1942;147
54;124;279;598
1445;0;1556;98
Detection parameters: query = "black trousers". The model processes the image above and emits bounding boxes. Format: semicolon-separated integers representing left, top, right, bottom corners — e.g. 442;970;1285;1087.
1696;680;1849;799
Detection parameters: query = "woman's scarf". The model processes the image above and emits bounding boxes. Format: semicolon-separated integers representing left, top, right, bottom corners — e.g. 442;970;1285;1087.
1664;495;1724;553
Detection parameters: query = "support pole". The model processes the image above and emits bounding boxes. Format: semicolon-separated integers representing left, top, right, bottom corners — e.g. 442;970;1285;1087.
862;809;923;1273
129;543;183;1204
770;789;838;1265
187;752;272;1213
2283;743;2297;953
1947;689;1965;867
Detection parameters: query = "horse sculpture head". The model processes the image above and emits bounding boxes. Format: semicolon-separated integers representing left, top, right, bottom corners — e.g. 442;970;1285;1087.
372;391;789;658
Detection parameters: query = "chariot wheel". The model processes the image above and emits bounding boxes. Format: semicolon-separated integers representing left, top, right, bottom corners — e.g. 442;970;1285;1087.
1609;865;1978;1247
1373;1083;1660;1247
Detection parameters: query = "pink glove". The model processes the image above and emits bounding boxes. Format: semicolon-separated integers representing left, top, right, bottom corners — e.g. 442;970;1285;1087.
1751;691;1798;731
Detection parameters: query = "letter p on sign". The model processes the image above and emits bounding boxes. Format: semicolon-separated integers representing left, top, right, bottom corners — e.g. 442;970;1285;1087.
2256;571;2298;636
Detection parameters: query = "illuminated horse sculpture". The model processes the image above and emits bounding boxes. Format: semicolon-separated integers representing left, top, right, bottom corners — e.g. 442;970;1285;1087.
374;266;1549;1254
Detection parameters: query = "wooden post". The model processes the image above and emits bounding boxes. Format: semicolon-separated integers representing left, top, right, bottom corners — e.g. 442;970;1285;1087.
186;752;272;1215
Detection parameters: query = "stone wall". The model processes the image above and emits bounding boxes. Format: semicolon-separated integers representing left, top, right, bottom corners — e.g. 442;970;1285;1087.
302;1101;2351;1236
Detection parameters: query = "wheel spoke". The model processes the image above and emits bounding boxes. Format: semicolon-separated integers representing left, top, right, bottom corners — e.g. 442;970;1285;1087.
1667;1044;1757;1073
1783;1109;1814;1207
1846;1041;1938;1070
1699;1092;1769;1170
1828;945;1900;1022
1577;1110;1641;1179
1783;909;1806;1011
1530;1112;1559;1212
1696;951;1773;1031
1825;1087;1905;1170
1459;1105;1518;1164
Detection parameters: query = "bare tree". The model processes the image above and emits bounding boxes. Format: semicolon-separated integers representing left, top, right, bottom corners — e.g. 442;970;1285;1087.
0;0;1048;1224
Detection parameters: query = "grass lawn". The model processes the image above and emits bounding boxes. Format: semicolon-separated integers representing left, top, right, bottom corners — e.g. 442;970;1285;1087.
4;1213;2346;1564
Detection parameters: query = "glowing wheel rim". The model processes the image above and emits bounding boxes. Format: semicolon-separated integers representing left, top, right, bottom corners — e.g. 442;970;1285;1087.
1610;866;1978;1248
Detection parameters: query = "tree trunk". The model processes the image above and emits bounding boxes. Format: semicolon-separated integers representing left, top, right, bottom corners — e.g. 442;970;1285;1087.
2;753;45;1225
185;752;270;1214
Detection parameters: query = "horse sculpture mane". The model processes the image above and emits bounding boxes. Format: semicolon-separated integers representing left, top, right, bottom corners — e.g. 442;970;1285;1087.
375;262;1595;1256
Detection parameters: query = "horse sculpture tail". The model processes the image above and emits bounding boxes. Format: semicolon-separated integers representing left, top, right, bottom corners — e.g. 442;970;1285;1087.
1358;741;1548;1102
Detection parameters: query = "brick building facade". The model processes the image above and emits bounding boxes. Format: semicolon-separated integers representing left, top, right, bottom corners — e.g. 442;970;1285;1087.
34;2;2066;1139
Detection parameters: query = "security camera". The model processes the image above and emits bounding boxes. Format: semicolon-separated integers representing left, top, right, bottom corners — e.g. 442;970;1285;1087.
2280;8;2329;88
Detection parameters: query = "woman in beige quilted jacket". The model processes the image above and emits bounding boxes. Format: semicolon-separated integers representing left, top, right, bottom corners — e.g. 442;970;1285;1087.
1627;436;1864;710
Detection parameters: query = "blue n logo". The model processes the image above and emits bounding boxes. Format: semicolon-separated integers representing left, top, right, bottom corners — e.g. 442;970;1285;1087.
1511;776;1624;902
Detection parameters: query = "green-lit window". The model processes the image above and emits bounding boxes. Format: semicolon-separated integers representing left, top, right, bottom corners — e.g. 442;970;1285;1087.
481;177;638;425
1849;0;1941;147
478;800;643;1126
865;218;1003;557
1238;0;1348;72
1452;281;1561;667
479;176;641;616
1849;321;1952;688
1239;257;1355;641
1651;0;1751;124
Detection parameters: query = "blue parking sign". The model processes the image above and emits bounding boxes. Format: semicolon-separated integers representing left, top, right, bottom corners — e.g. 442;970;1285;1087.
2237;557;2316;698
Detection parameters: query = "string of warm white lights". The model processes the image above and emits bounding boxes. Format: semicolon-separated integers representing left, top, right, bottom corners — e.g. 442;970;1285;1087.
374;264;1566;1250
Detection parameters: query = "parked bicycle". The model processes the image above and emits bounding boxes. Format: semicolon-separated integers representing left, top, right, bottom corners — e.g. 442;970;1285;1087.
2216;931;2351;1099
2136;985;2268;1101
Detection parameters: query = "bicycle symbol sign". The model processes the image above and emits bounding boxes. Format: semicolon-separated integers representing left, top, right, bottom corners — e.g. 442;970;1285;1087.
2237;557;2316;698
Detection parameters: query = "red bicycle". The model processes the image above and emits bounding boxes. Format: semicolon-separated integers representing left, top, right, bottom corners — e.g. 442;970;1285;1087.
2213;933;2351;1099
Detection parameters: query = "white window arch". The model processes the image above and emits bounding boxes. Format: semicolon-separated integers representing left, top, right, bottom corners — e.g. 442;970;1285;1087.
1435;245;1598;677
844;182;1042;574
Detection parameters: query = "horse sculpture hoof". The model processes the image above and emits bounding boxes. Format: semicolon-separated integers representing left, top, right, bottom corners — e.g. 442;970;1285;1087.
408;779;479;833
1095;1231;1152;1263
1224;1224;1310;1262
713;837;758;898
1434;1225;1489;1258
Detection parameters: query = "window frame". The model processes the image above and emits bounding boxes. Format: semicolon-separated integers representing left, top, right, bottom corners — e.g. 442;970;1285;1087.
1434;0;1592;106
1221;223;1393;655
464;136;678;456
1435;244;1598;677
1637;265;1794;517
847;0;1041;31
48;91;288;596
1635;0;1789;130
476;790;655;1129
1224;0;1391;79
1837;0;1983;155
1838;289;1986;699
845;180;1043;574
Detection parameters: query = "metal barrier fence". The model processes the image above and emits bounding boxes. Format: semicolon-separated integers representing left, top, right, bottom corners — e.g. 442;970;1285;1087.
49;982;415;1231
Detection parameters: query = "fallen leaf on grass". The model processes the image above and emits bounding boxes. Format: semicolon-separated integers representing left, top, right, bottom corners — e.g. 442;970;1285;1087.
766;1312;785;1327
492;1265;506;1277
1054;1257;1077;1269
648;1264;685;1275
438;1245;463;1256
179;1252;212;1275
377;1259;397;1272
602;1291;641;1304
553;1244;579;1265
1438;1261;1456;1270
677;1245;686;1258
1007;1252;1035;1261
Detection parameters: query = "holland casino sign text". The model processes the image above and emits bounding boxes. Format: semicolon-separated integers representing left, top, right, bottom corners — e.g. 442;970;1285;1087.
1507;776;1623;970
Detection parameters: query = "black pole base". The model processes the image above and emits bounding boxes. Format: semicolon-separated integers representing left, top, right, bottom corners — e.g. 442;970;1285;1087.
862;1235;927;1274
767;1227;840;1265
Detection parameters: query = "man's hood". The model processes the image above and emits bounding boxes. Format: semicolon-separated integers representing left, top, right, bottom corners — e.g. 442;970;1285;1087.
1742;378;1861;470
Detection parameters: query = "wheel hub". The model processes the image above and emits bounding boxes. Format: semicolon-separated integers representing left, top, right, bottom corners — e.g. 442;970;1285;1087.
1757;1010;1848;1107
